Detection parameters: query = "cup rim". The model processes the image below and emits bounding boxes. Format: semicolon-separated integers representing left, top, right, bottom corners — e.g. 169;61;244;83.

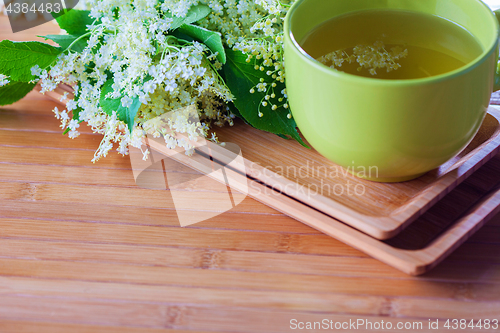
285;0;500;86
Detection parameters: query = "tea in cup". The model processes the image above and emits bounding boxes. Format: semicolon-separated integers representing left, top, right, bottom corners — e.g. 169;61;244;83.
284;0;500;182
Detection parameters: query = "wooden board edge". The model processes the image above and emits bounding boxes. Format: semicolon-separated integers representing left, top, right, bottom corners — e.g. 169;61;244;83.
389;106;500;223
143;136;431;275
408;184;500;275
37;85;500;245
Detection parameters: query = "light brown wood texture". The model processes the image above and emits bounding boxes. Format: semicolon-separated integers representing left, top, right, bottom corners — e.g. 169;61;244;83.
43;82;500;239
210;109;500;239
142;117;500;275
1;16;500;332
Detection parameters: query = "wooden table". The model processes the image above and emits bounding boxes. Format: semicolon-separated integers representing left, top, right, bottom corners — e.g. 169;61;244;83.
1;17;500;333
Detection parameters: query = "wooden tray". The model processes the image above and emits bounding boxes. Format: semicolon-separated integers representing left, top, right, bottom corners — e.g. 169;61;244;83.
145;128;500;275
42;85;500;239
42;85;500;275
203;107;500;239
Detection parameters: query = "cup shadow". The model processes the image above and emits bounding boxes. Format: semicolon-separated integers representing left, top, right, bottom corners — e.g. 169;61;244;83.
383;154;500;250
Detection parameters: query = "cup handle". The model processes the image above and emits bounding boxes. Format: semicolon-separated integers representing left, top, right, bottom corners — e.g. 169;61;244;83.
494;9;500;91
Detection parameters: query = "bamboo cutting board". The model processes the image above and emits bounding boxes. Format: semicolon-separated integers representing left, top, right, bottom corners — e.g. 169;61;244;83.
144;124;500;275
41;86;500;240
205;107;500;240
40;84;500;274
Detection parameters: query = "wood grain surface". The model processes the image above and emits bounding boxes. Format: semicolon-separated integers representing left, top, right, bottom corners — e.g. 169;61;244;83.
211;108;500;240
1;17;500;332
143;128;500;275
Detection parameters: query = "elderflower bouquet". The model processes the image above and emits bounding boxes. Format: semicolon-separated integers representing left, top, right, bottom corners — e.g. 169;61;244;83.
0;0;307;162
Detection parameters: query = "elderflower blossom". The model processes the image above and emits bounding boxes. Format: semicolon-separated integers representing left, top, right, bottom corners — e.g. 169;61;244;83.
163;0;293;115
318;41;408;75
0;74;8;87
143;104;206;154
32;0;295;162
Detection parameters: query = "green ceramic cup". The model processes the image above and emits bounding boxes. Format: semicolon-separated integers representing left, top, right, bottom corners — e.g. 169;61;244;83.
284;0;500;182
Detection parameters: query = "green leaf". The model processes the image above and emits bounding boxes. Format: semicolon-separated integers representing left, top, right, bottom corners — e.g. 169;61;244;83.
183;4;211;24
222;49;307;147
166;4;211;31
177;24;226;64
0;41;61;82
169;31;195;45
41;34;89;53
54;10;94;36
227;102;242;119
165;14;186;31
100;80;141;134
0;81;36;106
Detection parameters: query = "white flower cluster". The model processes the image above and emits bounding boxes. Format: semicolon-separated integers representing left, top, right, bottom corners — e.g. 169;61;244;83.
196;0;292;117
34;0;294;162
143;104;204;156
318;41;408;76
0;74;9;87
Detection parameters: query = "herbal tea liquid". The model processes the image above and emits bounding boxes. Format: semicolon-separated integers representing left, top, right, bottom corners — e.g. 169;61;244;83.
300;10;483;79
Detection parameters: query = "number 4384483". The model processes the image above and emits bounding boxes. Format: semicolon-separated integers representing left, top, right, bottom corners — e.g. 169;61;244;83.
5;2;62;14
444;319;499;330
